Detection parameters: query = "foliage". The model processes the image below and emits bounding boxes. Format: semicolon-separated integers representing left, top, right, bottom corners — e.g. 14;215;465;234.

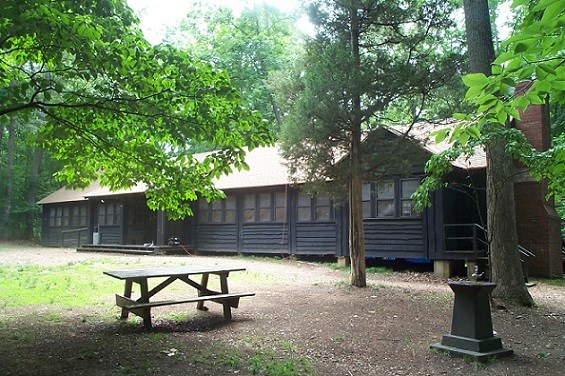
0;0;273;219
417;0;565;208
0;114;60;239
279;0;463;287
169;2;302;134
280;0;463;197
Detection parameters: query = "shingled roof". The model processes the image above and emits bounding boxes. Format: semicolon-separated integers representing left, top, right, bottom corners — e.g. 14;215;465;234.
37;122;486;205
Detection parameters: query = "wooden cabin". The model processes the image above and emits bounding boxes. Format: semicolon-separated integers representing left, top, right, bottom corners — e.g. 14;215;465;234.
38;104;563;278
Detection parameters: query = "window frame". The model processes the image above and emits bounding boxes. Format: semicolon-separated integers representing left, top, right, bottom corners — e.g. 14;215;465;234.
198;194;238;224
98;201;119;226
296;192;334;223
361;178;421;219
243;191;288;223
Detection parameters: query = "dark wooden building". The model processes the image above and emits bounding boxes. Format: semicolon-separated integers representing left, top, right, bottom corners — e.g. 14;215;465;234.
38;105;563;278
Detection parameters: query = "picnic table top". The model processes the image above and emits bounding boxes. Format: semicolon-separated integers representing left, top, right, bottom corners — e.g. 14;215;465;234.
103;266;246;280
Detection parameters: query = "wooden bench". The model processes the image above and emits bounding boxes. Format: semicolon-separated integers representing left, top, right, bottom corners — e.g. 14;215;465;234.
104;266;254;329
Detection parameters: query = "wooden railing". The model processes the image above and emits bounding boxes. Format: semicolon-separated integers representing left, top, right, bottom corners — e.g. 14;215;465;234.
61;227;89;248
444;223;489;258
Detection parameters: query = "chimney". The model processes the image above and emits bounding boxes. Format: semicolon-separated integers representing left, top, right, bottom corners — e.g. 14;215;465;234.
513;81;563;278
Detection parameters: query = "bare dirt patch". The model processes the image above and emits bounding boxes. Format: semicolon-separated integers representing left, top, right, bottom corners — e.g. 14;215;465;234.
0;245;564;375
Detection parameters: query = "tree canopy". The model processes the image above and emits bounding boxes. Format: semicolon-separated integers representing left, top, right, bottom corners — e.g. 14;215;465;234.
168;2;303;133
0;0;273;219
417;0;564;207
280;0;463;286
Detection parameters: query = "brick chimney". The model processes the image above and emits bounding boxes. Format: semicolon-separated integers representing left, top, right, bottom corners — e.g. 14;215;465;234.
513;81;563;278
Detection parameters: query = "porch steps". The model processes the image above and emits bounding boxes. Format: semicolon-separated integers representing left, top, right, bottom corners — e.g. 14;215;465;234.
77;244;158;255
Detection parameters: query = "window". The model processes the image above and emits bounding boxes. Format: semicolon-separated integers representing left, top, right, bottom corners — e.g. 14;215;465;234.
297;193;333;222
244;194;256;223
258;193;271;222
376;181;395;217
401;179;419;217
211;201;222;223
73;205;87;226
315;197;331;221
198;199;209;223
243;192;287;223
198;195;237;224
297;192;311;221
274;192;287;222
225;196;236;223
361;178;420;219
362;183;372;218
98;201;119;226
49;204;87;227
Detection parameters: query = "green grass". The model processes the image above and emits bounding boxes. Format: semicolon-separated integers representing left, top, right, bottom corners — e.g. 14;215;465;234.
0;255;276;309
249;351;314;376
0;260;124;308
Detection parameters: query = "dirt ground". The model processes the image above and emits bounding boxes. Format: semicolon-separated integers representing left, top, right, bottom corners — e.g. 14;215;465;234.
0;245;564;376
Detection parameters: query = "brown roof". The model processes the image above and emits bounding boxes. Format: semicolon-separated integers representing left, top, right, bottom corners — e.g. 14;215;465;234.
37;181;102;205
37;181;147;205
389;120;486;170
37;122;486;205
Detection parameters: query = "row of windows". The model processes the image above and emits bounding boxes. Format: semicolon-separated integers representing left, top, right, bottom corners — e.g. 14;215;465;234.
199;192;288;224
48;205;87;227
49;180;420;228
198;191;335;224
48;202;136;228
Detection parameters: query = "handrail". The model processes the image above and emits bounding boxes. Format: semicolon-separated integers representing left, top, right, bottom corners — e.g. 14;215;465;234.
444;223;535;259
61;227;89;248
444;223;488;258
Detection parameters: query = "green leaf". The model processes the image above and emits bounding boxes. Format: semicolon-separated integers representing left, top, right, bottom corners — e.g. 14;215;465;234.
432;128;450;143
497;110;508;124
551;80;565;91
541;1;563;23
461;73;489;87
464;84;483;101
458;131;470;145
514;42;529;53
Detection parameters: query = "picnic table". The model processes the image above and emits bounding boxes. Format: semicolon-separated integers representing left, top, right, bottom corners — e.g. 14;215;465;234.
104;266;254;329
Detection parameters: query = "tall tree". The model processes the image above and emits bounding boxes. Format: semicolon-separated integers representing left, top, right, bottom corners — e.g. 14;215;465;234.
170;3;301;133
0;0;273;219
463;0;533;305
281;0;462;286
23;146;44;239
417;0;563;305
0;114;16;239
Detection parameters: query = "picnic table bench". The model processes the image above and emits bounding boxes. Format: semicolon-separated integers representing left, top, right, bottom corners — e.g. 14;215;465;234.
104;266;254;329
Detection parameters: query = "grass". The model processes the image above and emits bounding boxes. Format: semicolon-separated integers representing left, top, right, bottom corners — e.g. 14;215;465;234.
0;260;124;308
249;351;314;376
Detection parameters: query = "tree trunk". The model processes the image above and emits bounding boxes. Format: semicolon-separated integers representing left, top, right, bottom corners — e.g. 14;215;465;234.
486;139;533;305
349;131;366;287
348;0;366;287
1;114;16;240
23;147;44;239
463;0;533;306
